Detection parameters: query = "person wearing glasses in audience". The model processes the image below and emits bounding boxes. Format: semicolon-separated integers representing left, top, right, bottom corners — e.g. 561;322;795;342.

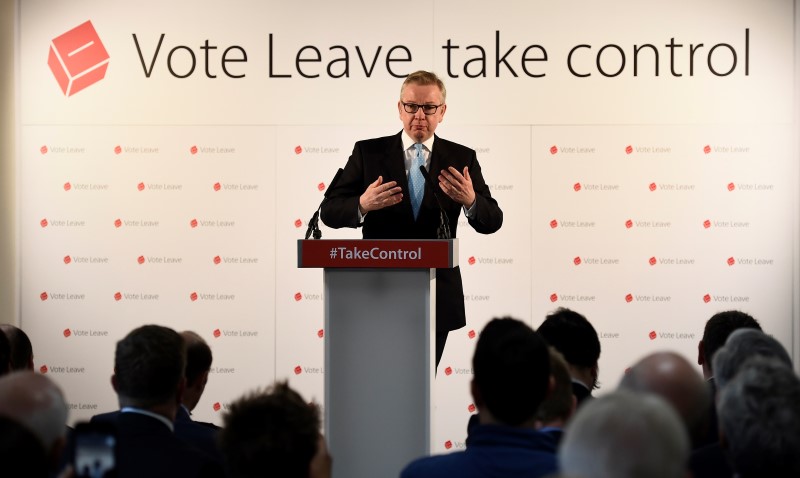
321;70;503;370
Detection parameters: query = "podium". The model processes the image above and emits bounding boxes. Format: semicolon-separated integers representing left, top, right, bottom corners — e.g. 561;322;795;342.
298;239;458;478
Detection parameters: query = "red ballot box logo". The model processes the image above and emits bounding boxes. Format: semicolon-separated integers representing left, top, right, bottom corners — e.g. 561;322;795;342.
48;21;110;96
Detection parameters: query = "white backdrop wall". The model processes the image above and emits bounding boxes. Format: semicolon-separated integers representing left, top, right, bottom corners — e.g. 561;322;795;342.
15;0;798;454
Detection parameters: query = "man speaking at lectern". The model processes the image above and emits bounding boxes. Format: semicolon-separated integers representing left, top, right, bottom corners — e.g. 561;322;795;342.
321;70;503;369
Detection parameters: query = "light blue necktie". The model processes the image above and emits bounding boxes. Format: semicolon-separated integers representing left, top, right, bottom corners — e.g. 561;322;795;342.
409;143;426;220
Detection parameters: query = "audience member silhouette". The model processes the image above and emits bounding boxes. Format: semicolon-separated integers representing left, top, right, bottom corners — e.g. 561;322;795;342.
218;380;331;478
90;324;223;478
538;308;600;406
711;328;792;390
534;347;575;448
695;310;761;448
0;323;34;371
0;371;69;473
560;391;689;478
0;328;10;376
619;351;710;447
0;415;50;478
717;356;800;477
402;317;557;478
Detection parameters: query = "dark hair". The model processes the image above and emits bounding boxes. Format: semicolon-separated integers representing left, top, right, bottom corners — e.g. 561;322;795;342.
0;331;9;377
219;381;320;478
473;317;550;426
538;308;600;369
114;325;185;407
0;325;33;371
181;331;212;386
702;310;761;372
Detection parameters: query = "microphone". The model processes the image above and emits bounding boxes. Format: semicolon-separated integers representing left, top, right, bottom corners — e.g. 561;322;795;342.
305;168;343;240
418;165;452;239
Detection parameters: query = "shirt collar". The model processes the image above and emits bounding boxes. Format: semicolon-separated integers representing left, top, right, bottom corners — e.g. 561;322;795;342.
120;407;175;432
401;131;434;153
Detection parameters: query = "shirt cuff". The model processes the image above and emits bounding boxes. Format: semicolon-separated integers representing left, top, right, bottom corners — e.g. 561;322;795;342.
463;200;476;218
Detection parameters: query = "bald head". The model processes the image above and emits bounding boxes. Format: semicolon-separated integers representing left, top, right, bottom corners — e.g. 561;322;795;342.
619;352;709;441
0;371;68;452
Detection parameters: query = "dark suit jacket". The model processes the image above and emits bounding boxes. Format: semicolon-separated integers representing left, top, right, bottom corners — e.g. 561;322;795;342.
321;132;503;331
175;406;223;465
90;411;223;478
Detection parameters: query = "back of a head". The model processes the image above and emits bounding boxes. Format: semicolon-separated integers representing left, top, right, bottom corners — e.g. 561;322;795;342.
473;317;550;426
701;310;761;374
0;416;49;478
180;330;212;386
219;381;320;478
560;391;689;478
717;356;800;477
535;347;574;425
618;352;710;440
0;330;10;376
0;324;34;371
0;371;68;455
114;325;185;408
538;308;600;370
712;328;791;390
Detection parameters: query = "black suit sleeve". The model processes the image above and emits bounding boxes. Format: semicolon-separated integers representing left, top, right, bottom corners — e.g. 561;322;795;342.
320;140;369;229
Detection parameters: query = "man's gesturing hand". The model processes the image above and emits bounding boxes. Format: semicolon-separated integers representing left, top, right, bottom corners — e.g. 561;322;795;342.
359;176;403;214
439;166;476;208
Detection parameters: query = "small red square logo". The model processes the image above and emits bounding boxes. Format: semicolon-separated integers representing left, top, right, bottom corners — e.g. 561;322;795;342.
48;21;110;96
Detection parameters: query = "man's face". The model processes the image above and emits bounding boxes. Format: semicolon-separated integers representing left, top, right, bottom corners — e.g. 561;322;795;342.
398;83;446;143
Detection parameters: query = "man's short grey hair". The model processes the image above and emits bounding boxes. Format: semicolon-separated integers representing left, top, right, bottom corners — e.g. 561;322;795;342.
559;391;689;478
712;328;792;390
717;356;800;476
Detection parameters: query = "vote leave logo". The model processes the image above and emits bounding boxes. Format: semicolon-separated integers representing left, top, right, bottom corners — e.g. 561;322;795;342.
704;145;712;154
573;182;582;192
468;256;476;265
190;145;198;155
40;365;49;374
444;440;453;450
317;329;324;338
549;145;558;155
550;293;558;302
625;145;633;155
190;218;198;228
114;218;122;228
625;293;633;303
41;146;48;155
63;255;72;264
649;256;657;266
114;145;122;155
190;292;198;301
649;330;657;340
703;294;711;303
40;218;49;228
550;219;558;229
649;182;657;192
48;20;110;96
467;329;476;339
294;292;302;301
294;365;303;375
114;292;122;301
703;219;711;229
63;328;72;338
573;256;582;266
213;329;221;338
213;402;221;412
294;219;302;228
444;366;453;376
727;257;735;266
295;145;303;155
625;219;633;229
467;403;476;413
40;292;49;301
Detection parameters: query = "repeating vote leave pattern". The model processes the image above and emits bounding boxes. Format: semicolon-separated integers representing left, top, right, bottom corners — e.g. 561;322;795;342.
18;0;796;456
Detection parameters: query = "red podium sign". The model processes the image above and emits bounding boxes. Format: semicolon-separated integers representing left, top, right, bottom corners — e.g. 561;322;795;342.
298;239;458;269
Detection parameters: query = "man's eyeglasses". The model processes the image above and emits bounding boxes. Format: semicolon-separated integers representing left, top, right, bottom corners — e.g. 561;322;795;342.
402;102;444;115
